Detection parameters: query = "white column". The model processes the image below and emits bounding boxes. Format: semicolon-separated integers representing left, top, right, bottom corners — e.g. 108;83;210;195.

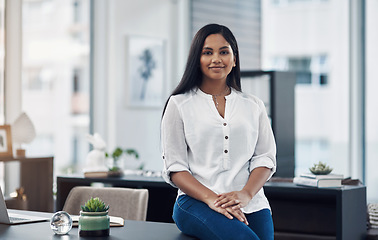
176;0;191;86
4;0;22;122
349;0;366;182
105;0;117;150
91;0;109;142
4;0;22;195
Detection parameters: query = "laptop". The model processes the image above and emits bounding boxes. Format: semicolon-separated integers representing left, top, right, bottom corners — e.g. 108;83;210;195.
0;186;49;224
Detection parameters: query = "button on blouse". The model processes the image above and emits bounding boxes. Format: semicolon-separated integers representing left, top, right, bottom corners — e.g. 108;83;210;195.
161;88;276;214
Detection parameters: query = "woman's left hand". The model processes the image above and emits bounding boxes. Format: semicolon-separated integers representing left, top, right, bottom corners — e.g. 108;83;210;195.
214;189;253;210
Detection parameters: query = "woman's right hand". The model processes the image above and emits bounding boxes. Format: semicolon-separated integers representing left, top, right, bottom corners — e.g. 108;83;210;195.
170;172;249;225
206;199;249;225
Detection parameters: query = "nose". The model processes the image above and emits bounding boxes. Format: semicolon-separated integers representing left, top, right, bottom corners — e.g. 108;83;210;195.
212;55;221;63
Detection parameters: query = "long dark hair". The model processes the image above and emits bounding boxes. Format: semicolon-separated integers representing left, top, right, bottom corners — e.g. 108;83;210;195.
162;23;241;116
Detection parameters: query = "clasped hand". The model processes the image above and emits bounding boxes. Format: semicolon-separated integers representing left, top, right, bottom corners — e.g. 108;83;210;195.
209;190;252;225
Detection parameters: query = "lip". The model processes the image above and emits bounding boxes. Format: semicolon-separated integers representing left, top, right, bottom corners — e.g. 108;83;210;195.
209;66;225;69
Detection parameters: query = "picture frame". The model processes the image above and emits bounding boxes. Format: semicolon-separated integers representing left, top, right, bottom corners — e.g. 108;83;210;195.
0;125;13;158
126;36;165;108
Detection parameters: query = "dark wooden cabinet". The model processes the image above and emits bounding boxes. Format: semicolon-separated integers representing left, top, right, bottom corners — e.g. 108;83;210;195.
1;156;54;212
264;182;366;240
57;175;366;240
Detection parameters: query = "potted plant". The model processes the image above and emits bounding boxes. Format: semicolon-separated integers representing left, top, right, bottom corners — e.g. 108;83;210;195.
309;161;333;175
105;147;139;177
79;197;110;237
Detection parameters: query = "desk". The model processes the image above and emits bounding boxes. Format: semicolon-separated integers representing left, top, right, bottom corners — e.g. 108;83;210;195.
1;210;195;240
57;175;367;240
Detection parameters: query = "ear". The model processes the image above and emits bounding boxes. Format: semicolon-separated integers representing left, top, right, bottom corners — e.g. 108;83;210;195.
233;57;236;67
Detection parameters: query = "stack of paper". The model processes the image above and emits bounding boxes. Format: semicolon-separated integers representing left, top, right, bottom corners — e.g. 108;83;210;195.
293;173;344;188
368;203;378;228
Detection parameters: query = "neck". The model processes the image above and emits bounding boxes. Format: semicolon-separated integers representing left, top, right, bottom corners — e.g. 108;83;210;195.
200;82;229;96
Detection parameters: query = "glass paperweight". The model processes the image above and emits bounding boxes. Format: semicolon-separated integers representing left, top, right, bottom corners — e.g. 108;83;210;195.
50;211;73;235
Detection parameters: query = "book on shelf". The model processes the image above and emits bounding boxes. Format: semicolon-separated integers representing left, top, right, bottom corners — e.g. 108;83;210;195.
300;173;344;180
83;171;108;178
293;176;342;188
71;215;124;227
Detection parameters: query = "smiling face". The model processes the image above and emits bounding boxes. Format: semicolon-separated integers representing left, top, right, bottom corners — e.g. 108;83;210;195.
200;34;236;84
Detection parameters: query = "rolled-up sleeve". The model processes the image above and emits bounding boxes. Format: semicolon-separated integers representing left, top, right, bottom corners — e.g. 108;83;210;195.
249;99;277;181
161;97;191;187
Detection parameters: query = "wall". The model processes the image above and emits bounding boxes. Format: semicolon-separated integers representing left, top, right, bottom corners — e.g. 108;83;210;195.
94;0;190;171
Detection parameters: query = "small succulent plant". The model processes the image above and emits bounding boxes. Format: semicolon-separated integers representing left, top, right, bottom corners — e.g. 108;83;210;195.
309;161;333;175
81;197;109;212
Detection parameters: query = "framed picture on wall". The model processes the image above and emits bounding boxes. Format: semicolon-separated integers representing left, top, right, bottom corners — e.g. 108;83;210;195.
0;125;13;158
126;36;165;108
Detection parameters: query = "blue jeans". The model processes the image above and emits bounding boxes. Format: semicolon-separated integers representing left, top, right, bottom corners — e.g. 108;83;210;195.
173;195;274;240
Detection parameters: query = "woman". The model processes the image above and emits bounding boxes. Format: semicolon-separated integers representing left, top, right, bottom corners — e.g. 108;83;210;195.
161;23;276;240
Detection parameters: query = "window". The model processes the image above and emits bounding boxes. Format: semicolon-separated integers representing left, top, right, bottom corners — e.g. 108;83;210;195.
262;1;350;179
271;0;329;7
366;0;378;203
269;55;328;85
22;0;91;177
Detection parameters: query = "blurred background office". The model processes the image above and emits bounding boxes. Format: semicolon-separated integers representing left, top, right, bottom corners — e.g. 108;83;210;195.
0;0;377;203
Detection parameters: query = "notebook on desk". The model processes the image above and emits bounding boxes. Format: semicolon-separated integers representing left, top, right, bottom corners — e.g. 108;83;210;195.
0;186;49;225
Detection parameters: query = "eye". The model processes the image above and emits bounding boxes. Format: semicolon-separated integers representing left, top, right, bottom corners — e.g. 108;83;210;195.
202;51;212;55
220;50;230;55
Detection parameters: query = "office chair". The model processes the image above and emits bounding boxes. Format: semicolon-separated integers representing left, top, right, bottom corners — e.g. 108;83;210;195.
63;186;149;221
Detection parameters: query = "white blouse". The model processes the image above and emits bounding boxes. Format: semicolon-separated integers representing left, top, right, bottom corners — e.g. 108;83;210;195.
161;88;276;213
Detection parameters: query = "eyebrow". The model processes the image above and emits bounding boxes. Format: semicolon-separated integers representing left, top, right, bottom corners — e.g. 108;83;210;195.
202;46;230;51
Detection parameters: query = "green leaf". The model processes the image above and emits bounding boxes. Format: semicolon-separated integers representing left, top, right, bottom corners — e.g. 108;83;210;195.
112;147;123;159
81;197;109;212
125;149;139;159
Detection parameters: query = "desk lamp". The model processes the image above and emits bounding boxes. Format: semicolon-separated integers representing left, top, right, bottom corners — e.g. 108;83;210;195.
11;112;36;157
